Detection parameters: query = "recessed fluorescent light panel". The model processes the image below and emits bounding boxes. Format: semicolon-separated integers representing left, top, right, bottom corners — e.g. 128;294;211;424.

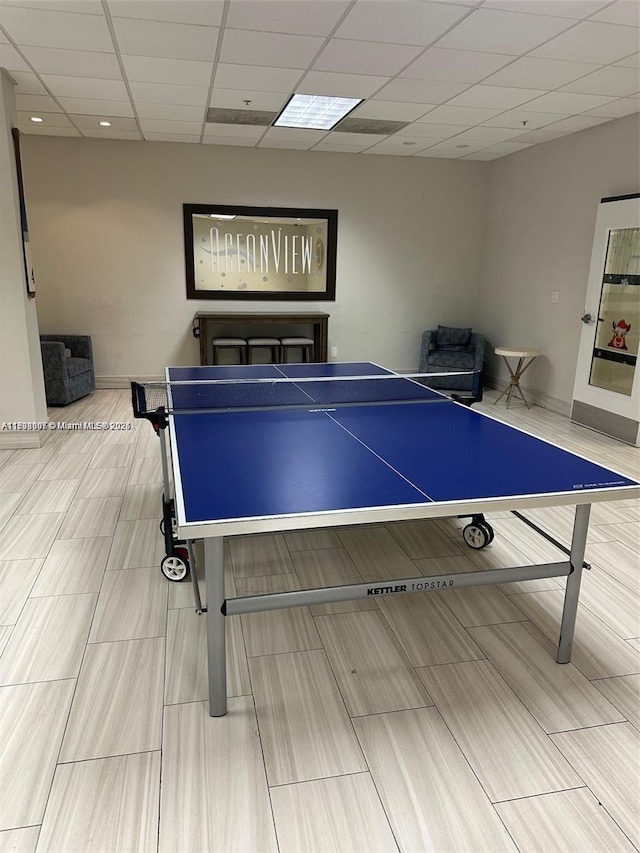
274;94;362;131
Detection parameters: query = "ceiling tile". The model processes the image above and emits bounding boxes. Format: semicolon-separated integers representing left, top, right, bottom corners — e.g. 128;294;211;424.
353;99;434;121
9;71;48;95
414;148;464;158
421;138;491;153
482;56;602;89
561;65;640;96
58;97;134;116
129;81;209;106
226;0;351;37
395;122;466;138
0;43;30;71
481;109;569;129
21;45;121;79
532;21;640;64
81;128;141;139
363;138;432;154
15;92;62;112
328;130;387;145
483;1;609;19
313;141;372;152
202;135;257;146
523;90;618;113
335;1;470;45
436;8;574;54
144;132;200;143
370;133;433;148
112;17;219;61
136;102;205;121
298;70;389;98
417;103;503;124
108;0;224;26
583;97;640;117
214;64;302;93
615;52;640;67
401;47;515;83
262;126;328;142
6;2;104;14
462;141;533;159
219;29;324;69
313;39;422;77
588;1;640;26
447;84;546;109
209;89;288;111
17;110;72;127
451;125;530;141
68;114;137;131
540;114;612;131
19;123;81;136
139;118;202;135
513;127;572;142
41;74;128;100
373;78;468;103
0;6;113;51
122;55;213;87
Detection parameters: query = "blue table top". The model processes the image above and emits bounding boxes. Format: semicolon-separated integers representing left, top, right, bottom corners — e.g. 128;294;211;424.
165;363;639;530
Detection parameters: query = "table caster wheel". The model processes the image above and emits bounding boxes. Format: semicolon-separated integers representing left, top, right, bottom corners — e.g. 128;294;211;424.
161;548;190;582
462;522;491;550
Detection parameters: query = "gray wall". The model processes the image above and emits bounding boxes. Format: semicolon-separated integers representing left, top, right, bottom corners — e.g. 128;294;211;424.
22;136;488;383
478;113;640;411
19;112;640;406
0;71;46;446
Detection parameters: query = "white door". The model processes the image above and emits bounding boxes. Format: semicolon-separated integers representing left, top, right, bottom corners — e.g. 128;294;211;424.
571;194;640;446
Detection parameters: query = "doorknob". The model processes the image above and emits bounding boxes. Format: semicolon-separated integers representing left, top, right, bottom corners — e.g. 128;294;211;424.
581;313;593;324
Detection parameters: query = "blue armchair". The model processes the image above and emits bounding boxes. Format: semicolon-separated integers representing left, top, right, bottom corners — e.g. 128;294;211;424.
419;326;485;394
40;335;95;406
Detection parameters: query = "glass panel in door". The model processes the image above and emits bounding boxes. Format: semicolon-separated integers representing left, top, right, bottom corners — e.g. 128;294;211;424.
589;227;640;396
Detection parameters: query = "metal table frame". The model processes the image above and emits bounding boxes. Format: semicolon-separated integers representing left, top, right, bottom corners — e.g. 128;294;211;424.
201;503;590;716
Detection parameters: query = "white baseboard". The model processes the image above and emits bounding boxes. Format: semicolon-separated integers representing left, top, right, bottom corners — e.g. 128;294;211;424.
97;375;163;389
0;432;44;449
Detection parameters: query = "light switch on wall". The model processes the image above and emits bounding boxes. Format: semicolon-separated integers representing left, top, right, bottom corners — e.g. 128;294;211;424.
551;291;560;303
331;346;338;358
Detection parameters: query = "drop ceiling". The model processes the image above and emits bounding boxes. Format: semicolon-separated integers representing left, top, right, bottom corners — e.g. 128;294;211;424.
0;0;638;160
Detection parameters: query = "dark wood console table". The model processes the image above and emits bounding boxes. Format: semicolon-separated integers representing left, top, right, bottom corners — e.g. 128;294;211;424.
193;312;329;365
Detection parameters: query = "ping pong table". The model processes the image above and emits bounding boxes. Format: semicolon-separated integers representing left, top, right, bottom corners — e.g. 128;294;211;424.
133;361;640;717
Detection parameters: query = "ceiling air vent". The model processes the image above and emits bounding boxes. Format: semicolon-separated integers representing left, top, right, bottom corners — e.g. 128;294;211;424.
206;108;277;127
334;117;410;135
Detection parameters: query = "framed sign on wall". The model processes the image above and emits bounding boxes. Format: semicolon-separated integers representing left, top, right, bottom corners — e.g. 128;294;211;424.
184;204;338;301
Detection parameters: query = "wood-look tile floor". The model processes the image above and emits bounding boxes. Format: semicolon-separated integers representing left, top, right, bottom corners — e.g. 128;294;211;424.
0;389;638;853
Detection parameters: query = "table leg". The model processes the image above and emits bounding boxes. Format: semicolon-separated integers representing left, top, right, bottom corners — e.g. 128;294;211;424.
557;503;590;664
494;355;537;409
205;536;227;716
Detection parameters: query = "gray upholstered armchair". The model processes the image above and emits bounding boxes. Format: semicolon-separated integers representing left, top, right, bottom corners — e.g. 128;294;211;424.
40;335;95;406
419;326;485;394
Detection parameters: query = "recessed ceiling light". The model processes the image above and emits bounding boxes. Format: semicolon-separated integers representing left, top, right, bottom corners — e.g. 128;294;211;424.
30;116;43;123
99;120;112;127
274;94;362;131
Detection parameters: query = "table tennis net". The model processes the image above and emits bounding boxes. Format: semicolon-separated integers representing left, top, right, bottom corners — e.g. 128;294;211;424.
131;372;480;418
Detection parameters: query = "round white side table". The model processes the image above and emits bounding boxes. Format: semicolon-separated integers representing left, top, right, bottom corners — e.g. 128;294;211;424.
493;346;541;409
